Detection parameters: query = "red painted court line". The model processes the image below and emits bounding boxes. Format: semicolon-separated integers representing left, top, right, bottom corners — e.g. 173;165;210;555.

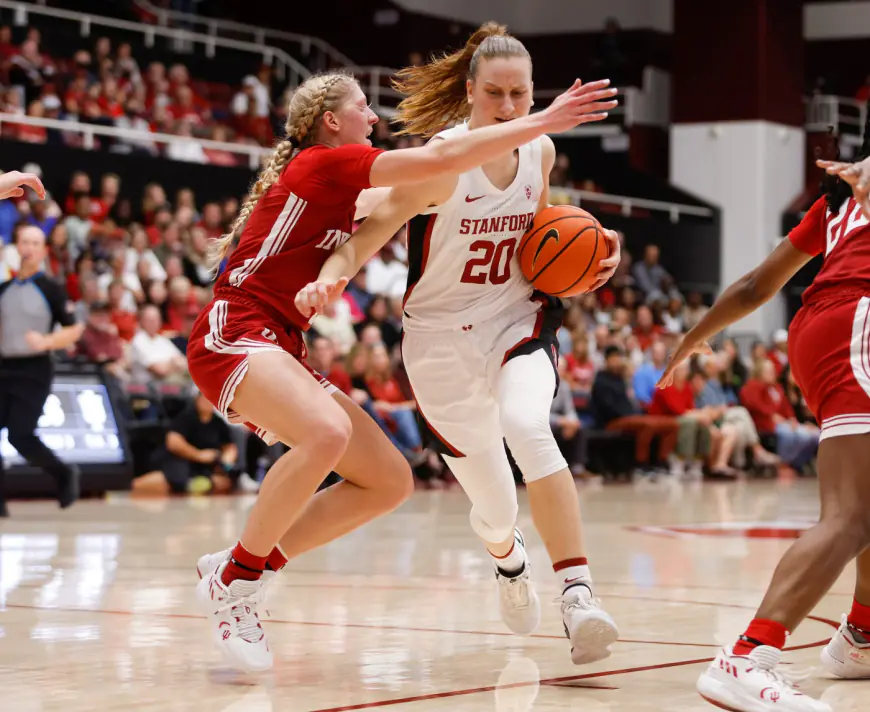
308;657;715;712
0;603;716;648
306;636;837;711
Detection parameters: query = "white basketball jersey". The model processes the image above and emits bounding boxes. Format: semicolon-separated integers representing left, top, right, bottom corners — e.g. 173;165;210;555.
402;122;544;333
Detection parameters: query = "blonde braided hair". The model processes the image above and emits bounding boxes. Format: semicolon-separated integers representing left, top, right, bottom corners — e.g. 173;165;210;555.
209;70;358;271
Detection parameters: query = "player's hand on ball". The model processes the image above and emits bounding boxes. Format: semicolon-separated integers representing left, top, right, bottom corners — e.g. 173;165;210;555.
294;277;350;317
0;171;45;200
656;336;713;388
817;157;870;219
587;229;621;292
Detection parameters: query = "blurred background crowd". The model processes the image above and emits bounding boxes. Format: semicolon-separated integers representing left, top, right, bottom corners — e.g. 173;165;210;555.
1;0;846;499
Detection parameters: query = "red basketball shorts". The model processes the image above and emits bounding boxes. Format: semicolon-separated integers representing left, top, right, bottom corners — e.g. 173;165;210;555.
187;297;336;443
789;295;870;441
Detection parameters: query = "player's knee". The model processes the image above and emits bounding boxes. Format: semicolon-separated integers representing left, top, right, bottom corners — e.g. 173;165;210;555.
470;500;518;544
841;513;870;552
308;410;353;467
503;423;566;483
382;457;415;509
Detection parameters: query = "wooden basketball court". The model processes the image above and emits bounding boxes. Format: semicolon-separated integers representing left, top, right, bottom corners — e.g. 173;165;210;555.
1;479;866;711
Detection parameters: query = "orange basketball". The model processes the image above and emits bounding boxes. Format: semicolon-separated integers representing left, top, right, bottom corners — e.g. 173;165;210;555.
518;206;609;297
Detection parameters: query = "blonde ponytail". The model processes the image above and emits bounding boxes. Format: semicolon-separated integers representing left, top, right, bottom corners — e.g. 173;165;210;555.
393;22;531;138
209;70;358;272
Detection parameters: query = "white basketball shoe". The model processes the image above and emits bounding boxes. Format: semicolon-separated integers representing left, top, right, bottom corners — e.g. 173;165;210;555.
820;615;870;679
561;584;619;664
495;529;542;635
697;646;830;712
196;561;273;672
197;549;278;606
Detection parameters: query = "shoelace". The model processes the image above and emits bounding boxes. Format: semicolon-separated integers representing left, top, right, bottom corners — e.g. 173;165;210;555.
555;587;600;614
215;589;264;643
501;574;530;608
747;647;810;687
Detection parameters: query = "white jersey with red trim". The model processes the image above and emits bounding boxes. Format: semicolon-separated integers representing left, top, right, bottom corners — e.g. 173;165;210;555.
402;122;544;333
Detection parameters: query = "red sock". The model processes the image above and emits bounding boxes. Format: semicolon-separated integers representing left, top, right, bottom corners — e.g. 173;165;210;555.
733;618;789;655
221;542;267;586
266;545;288;572
848;598;870;633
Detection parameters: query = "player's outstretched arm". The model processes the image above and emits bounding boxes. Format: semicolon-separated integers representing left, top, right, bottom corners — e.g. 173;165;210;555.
0;170;45;200
295;175;455;318
657;239;813;388
367;79;618;188
817;157;870;219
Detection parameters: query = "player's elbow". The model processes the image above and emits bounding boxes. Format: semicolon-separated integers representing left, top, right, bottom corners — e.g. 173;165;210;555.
425;140;461;175
740;272;776;308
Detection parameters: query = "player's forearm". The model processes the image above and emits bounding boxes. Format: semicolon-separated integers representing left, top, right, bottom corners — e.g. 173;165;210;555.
318;246;359;284
321;212;408;282
680;274;771;349
166;433;203;461
428;113;550;178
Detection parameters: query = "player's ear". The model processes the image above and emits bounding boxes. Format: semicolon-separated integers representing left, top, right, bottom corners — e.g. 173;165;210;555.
466;78;474;106
321;110;339;133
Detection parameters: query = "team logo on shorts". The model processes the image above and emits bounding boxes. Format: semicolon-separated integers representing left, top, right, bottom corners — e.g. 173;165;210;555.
525;185;532;200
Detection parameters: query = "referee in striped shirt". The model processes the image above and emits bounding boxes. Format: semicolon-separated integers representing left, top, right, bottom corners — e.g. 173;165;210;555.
0;172;84;517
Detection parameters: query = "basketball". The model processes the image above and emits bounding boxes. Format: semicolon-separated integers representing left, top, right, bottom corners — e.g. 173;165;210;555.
518;206;610;297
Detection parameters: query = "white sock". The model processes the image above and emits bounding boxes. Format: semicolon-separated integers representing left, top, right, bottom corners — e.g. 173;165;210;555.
490;534;526;576
556;561;592;595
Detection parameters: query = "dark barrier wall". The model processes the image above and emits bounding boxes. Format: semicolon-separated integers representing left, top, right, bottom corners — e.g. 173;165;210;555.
594;210;722;297
0;139;256;217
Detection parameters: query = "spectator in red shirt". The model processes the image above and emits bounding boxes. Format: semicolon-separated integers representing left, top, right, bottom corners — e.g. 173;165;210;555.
77;302;128;379
649;361;715;477
198;202;224;240
564;335;596;410
633;304;663;352
0;25;15;61
740;360;818;472
108;279;137;341
307;335;352;395
365;342;422;454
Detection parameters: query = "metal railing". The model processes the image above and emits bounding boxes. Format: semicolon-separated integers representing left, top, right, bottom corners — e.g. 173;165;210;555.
0;112;271;169
554;186;714;223
129;0;357;70
5;0;310;89
806;94;867;149
0;114;711;222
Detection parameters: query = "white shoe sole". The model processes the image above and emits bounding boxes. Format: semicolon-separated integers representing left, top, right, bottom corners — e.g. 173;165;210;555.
568;612;619;665
697;673;767;712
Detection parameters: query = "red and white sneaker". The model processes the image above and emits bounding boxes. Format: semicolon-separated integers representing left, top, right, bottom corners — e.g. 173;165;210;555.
820;615;870;679
196;561;273;672
697;646;830;712
197;549;278;606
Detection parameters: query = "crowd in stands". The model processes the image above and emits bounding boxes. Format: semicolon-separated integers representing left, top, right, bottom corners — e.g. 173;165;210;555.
0;17;821;496
0;24;286;161
0;156;820;495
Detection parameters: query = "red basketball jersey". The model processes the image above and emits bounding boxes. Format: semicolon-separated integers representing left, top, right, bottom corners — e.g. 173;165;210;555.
788;195;870;305
213;143;384;329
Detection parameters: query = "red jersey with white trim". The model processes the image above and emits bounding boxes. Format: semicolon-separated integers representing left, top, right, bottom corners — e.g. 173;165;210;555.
213;143;384;329
788;195;870;306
